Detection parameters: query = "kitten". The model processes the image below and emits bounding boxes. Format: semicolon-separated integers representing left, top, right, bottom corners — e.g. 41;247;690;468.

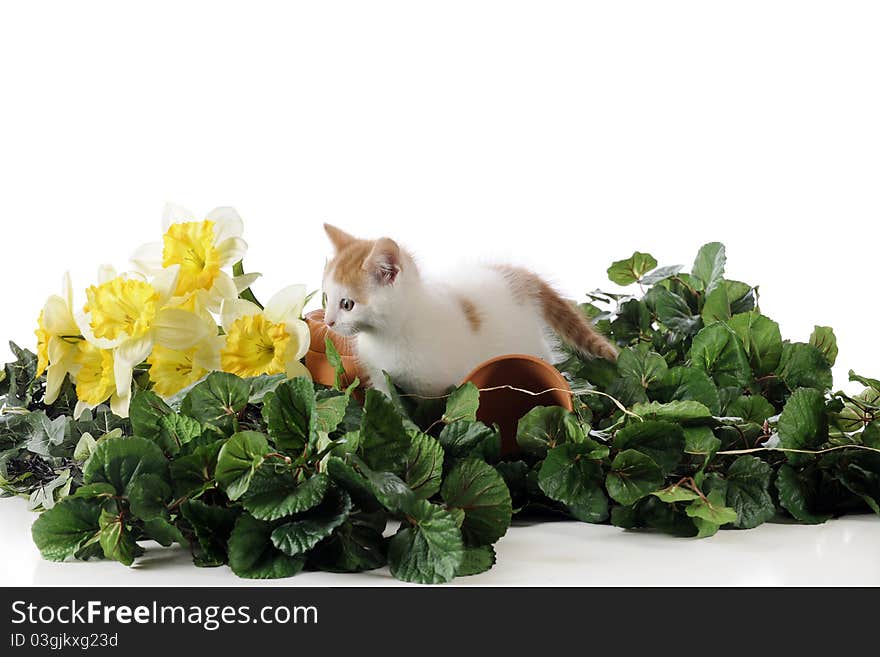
321;224;617;396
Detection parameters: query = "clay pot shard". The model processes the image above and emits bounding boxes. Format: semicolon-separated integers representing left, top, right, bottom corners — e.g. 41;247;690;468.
462;354;573;457
304;309;367;392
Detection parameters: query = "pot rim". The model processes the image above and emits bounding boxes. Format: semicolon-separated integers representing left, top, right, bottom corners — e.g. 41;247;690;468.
461;353;573;408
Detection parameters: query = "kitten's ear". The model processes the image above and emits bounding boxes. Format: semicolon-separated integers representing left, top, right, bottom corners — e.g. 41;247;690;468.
364;237;401;285
324;224;357;251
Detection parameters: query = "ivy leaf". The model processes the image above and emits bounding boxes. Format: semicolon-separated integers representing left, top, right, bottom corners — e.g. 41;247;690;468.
359;389;410;474
775;464;830;524
23;412;68;458
516;406;585;458
180;499;239;567
441;458;512;546
457;545;496;577
727;312;783;377
688;322;752;389
262;377;317;452
241;468;329;522
612;420;685;474
724;455;775;529
82;436;169;496
809;326;838;367
691;242;726;293
387;499;464;585
777;388;826;450
405;432;444;499
538;443;609;522
607;251;658;286
443;382;480;424
214;431;270;500
778;343;833;392
606;450;664;506
183;372;250;435
98;507;141;566
271;488;352;557
31;497;101;562
228;514;306;579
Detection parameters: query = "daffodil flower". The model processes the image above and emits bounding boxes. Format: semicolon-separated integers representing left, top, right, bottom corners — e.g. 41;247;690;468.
147;311;224;397
77;265;212;410
34;273;82;404
220;285;311;379
72;341;130;419
131;204;260;312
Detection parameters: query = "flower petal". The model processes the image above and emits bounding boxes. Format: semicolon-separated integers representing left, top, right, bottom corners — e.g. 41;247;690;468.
130;241;164;275
285;358;312;381
151;264;181;304
220;298;261;332
43;296;78;335
193;335;225;372
162;202;196;231
76;312;125;350
153;308;211;351
232;272;261;294
61;272;74;311
264;285;308;324
215;237;248;268
285;318;311;361
74;400;93;420
205;206;244;243
110;386;132;418
114;336;153;397
97;265;117;285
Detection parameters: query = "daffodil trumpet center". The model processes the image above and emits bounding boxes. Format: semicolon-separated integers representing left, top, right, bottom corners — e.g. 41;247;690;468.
221;314;291;377
84;278;159;341
163;220;222;296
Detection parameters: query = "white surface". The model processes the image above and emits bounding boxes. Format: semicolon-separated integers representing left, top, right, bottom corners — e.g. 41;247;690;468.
1;497;878;586
1;3;880;587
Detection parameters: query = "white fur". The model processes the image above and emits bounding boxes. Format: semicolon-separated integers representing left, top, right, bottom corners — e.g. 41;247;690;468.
323;258;555;396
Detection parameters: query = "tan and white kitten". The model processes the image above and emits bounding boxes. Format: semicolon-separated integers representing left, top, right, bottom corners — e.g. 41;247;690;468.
321;224;617;396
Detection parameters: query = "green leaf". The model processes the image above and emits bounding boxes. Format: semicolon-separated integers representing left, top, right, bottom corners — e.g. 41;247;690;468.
23;412;68;458
727;396;776;424
631;400;713;424
142;518;185;547
314;392;348;435
157;414;201;455
606;450;664;506
180;500;238;567
849;370;880;394
691;242;726;293
262;377;317;451
228;514;306;579
246;373;288;404
387;499;464;584
683;426;721;456
685;489;738;529
651;367;721;415
809;326;838;367
127;473;171;521
538;443;609;522
641;265;683;285
688;322;752;389
439;421;499;459
727;312;783;376
443;382;480;424
83;436;169;496
778;342;833;392
271;488;352;556
169;440;223;498
616;345;669;403
457;545;496;577
359;389;410;474
98;507;141;566
242;469;329;521
326;456;381;512
613;420;685;473
405;432;444;499
775;464;830;524
308;515;387;573
701;287;730;324
214;431;270;500
777;388;826;450
129;390;172;446
516;406;585;458
724;455;775;529
184;372;250;435
441;458;512;545
607;251;658;285
31;497;101;562
645;287;702;335
652;483;700;503
72;482;116;500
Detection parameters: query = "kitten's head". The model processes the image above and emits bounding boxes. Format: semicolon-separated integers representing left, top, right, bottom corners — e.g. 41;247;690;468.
321;224;415;336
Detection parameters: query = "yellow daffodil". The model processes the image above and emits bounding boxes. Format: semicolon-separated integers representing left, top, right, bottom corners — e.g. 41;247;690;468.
77;265;212;410
220;285;311;379
72;341;131;419
131;204;260;312
147;312;223;397
34;273;82;404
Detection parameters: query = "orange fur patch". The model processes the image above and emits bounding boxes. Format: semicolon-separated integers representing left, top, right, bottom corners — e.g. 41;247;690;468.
327;239;375;299
458;296;482;332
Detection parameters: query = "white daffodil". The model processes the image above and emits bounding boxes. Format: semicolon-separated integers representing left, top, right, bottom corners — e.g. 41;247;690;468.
76;264;212;414
220;285;311;380
72;341;131;419
130;203;260;313
35;272;82;404
146;310;224;397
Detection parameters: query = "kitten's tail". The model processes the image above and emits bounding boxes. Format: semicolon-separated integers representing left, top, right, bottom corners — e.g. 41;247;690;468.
495;265;618;362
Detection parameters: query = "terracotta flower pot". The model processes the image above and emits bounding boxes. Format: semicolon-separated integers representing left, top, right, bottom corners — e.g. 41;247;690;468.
463;354;573;458
304;309;367;393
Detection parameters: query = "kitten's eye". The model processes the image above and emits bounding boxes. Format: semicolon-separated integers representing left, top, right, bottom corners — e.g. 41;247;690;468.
340;298;355;312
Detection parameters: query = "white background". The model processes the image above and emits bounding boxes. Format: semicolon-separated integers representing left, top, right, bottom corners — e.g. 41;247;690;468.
1;2;879;586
